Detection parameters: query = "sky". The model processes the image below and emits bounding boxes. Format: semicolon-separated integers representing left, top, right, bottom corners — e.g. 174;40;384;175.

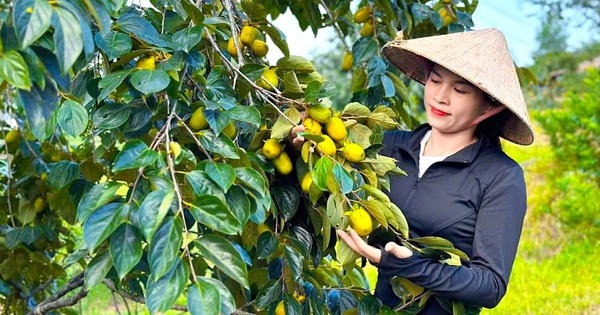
267;0;597;67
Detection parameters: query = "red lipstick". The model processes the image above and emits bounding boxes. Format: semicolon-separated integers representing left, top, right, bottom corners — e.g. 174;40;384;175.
430;106;450;117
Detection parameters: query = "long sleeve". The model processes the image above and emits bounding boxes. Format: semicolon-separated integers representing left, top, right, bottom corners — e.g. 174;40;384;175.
375;166;527;308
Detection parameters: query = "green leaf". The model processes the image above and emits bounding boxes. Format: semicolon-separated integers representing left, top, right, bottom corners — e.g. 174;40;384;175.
190;195;240;235
256;231;279;259
138;189;175;242
196;277;236;315
389;203;409;239
276;56;315;73
13;0;52;49
390;277;424;303
333;164;353;194
337;235;360;266
273;183;300;221
98;68;133;100
95;30;132;60
195;235;249;289
352;37;378;65
255;280;281;310
149;216;183;280
411;236;455;250
117;11;170;47
235;167;267;199
57;99;88;136
203;109;230;136
225;186;250;227
411;3;432;22
304;81;322;103
358;294;382;314
241;0;267;20
226;106;261;127
181;0;204;25
206;162;235;192
282;244;303;281
198;130;240;159
146;258;189;315
77;182;123;223
360;199;388;229
262;24;289;58
381;75;396;98
51;6;83;74
348;123;373;149
93;103;131;129
342;102;371;117
270;107;301;139
109;223;143;279
326;193;346;229
18;82;57;141
130;69;171;95
313;157;332;191
113;140;159;172
48;161;80;190
172;25;203;52
283;70;304;94
83;203;127;252
0;51;31;90
186;170;226;201
84;251;113;290
187;280;221;315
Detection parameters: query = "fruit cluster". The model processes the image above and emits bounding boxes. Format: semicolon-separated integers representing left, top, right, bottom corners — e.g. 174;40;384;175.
353;5;374;38
227;25;269;58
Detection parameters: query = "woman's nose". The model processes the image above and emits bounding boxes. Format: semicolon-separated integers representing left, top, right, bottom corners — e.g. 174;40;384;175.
433;86;450;104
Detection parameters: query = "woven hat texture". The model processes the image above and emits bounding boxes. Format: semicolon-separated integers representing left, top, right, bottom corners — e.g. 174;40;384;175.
382;28;534;145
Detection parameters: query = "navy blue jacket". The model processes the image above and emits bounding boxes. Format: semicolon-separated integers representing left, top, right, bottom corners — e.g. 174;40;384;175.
373;124;527;313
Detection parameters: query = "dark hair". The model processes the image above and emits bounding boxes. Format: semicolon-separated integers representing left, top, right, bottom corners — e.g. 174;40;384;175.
476;95;509;149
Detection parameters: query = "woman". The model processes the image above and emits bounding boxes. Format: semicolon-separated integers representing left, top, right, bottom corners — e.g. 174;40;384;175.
327;29;533;313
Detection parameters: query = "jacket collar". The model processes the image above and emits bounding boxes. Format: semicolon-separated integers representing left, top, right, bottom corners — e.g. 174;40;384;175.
396;124;487;164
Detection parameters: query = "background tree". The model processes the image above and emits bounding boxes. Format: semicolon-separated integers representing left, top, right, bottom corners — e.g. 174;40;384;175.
0;0;479;314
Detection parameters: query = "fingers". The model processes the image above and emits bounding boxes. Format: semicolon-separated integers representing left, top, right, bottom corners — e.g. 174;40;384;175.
384;242;413;259
337;229;382;263
290;125;305;150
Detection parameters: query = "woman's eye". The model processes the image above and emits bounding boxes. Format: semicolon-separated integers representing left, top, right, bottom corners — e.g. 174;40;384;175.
430;78;440;84
454;88;466;94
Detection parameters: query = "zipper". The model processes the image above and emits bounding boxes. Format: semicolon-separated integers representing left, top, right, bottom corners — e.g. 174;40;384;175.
402;176;421;210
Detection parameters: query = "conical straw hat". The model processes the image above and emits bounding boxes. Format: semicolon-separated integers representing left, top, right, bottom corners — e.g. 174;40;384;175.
382;28;534;145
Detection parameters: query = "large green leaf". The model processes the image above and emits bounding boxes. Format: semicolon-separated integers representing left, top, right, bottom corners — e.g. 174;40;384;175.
113;140;159;172
0;51;31;90
198;130;240;159
195;235;249;289
130;69;171;95
255;279;281;310
196;277;236;315
93;103;131;129
51;6;83;74
48;161;80;190
117;11;170;47
190;195;240;235
13;0;52;48
83;203;127;252
84;250;113;290
273;183;300;221
149;216;183;280
333;164;353;195
186;170;226;201
57;99;89;136
226;106;261;127
97;68;133;100
206;162;235;192
18;82;57;141
358;295;382;315
95;30;133;60
262;23;289;58
109;223;143;279
235;167;267;199
313;157;332;191
282;244;303;281
172;25;203;52
77;181;123;223
225;186;250;227
138;189;175;242
256;231;279;259
146;258;189;315
270;107;301;139
187;280;220;315
352;37;378;65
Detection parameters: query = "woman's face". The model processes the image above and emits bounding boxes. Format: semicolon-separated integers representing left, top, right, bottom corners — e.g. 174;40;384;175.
423;64;490;135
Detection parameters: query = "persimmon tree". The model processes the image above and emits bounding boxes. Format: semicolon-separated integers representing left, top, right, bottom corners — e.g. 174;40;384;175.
0;0;479;314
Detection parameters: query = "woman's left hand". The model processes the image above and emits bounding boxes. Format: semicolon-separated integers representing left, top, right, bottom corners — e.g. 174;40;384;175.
336;229;413;264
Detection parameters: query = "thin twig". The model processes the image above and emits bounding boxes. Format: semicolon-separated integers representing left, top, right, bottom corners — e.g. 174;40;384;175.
318;0;351;52
222;0;244;67
173;113;214;163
